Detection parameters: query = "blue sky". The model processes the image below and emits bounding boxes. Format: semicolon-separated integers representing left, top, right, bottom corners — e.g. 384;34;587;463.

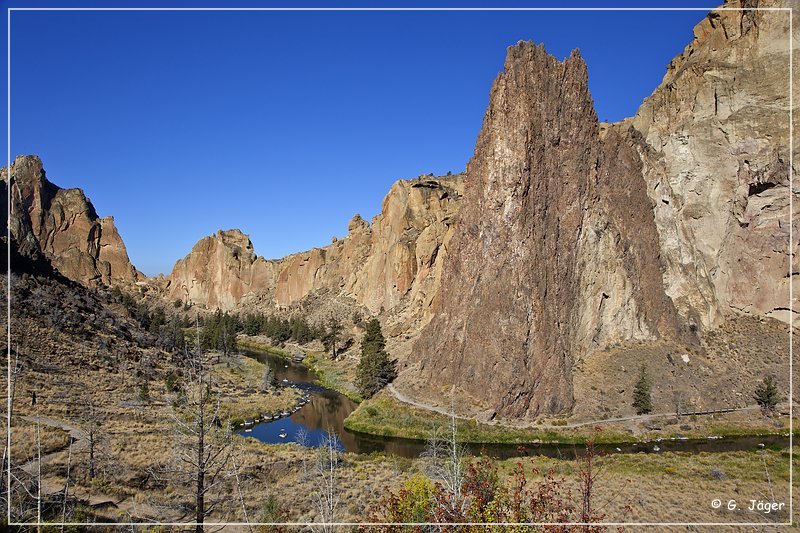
3;1;716;276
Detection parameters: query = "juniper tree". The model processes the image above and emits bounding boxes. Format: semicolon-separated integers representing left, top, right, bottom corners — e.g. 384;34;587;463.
355;319;397;398
322;316;343;359
632;365;653;415
754;375;780;414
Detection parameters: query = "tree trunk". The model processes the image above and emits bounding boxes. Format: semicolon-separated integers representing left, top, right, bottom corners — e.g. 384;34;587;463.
196;380;205;532
88;431;95;480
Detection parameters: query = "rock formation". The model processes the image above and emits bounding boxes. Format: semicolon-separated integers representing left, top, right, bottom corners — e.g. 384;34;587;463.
403;0;797;420
8;0;794;424
627;0;797;326
3;155;140;287
165;175;464;336
166;229;276;309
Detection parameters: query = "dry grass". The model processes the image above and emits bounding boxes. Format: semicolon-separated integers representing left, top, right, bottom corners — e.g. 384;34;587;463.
9;423;70;465
572;315;794;424
212;356;303;424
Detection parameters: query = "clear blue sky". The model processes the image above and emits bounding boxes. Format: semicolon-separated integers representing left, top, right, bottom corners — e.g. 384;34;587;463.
3;1;716;276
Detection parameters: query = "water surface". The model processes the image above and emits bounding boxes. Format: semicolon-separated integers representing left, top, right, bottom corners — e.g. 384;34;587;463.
237;349;790;459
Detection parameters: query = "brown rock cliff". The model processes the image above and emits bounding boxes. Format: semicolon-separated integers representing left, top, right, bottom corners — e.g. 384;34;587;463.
3;155;140;287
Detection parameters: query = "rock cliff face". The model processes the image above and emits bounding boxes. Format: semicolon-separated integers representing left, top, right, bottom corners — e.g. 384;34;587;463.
166;229;276;309
628;0;798;326
408;45;689;418
3;155;140;287
9;0;793;424
165;175;464;333
403;0;796;419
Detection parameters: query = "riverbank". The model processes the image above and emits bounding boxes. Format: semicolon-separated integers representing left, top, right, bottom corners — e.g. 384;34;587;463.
344;393;798;446
304;351;363;403
239;335;363;403
345;394;631;444
236;337;293;358
213;356;304;427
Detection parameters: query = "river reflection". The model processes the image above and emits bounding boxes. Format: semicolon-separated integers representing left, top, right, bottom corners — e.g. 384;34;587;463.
237;349;790;459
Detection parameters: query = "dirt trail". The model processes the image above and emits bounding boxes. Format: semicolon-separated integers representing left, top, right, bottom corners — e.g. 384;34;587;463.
17;415;159;519
387;384;763;431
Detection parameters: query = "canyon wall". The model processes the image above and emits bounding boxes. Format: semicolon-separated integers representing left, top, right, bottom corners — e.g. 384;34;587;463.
7;0;794;423
402;0;797;419
3;155;140;287
627;0;797;326
165;229;277;309
165;175;464;333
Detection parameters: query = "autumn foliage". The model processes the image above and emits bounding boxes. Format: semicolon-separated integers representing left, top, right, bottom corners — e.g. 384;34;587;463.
368;445;606;532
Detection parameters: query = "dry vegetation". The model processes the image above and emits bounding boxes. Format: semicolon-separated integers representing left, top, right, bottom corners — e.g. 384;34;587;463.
2;273;795;528
572;315;793;423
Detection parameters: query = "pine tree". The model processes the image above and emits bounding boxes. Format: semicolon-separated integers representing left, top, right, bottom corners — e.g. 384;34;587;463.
322;316;343;358
356;319;397;398
632;365;653;415
754;375;779;413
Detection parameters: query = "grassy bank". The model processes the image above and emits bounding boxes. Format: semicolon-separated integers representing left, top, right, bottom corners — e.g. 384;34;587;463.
305;351;363;403
238;337;363;403
344;395;632;444
237;337;293;358
212;356;302;426
345;394;799;446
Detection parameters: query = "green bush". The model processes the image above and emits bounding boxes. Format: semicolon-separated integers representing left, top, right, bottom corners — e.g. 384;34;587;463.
633;365;653;415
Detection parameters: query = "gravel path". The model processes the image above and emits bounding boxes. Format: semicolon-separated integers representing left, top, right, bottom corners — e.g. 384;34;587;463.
387;384;763;430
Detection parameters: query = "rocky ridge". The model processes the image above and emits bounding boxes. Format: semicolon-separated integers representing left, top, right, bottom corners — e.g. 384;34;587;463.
6;0;795;423
164;174;464;334
399;0;797;420
3;155;140;287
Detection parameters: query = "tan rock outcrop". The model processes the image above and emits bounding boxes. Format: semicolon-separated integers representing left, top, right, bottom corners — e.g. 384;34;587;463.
628;0;798;326
165;175;463;324
404;0;796;420
166;229;276;309
3;155;140;287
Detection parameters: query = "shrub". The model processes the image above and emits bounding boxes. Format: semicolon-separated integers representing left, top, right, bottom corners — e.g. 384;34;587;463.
138;380;150;403
633;365;653;415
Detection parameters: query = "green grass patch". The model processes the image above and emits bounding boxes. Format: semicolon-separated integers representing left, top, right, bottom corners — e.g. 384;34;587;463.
237;337;292;358
305;352;363;403
344;396;632;445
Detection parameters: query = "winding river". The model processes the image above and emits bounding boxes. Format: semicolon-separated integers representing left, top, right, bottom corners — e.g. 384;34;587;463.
237;349;790;459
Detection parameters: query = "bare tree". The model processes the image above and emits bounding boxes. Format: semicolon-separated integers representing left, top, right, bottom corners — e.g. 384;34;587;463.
229;439;252;533
311;431;342;533
673;390;684;418
169;324;234;532
261;364;274;393
74;389;109;483
1;349;24;518
60;437;74;530
295;428;310;480
422;404;467;520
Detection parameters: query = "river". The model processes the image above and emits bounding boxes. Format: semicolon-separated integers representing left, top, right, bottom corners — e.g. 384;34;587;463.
237;348;790;459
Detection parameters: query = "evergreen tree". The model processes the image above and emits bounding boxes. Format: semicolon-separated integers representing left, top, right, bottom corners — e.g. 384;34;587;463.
754;375;780;413
322;316;343;358
138;380;150;404
243;313;262;336
632;365;653;415
356;318;397;398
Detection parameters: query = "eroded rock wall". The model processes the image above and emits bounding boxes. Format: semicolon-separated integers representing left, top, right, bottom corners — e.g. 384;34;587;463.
165;175;464;329
3;155;140;287
629;0;798;326
166;229;277;309
405;0;796;420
